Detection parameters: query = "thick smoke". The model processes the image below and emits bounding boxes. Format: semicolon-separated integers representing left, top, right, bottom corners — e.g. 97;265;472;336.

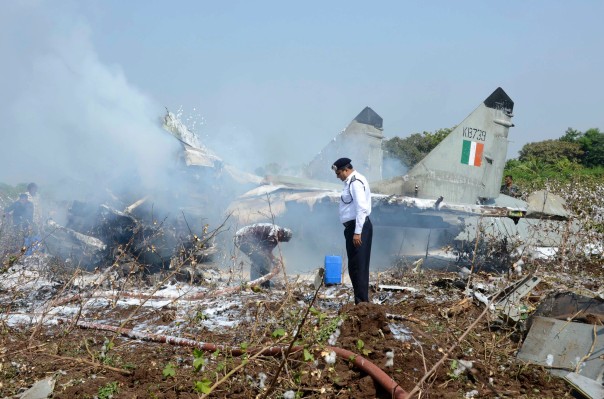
382;155;409;179
0;2;179;202
0;2;426;275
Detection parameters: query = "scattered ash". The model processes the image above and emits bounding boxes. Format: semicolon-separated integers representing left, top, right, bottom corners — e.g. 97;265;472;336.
2;250;602;398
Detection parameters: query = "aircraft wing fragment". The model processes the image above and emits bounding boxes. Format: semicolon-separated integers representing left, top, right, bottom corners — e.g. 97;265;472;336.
229;185;341;224
182;144;222;167
374;195;527;220
231;182;536;225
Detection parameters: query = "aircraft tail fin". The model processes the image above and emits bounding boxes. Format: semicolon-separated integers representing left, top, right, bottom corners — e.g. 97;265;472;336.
305;107;384;182
399;87;514;203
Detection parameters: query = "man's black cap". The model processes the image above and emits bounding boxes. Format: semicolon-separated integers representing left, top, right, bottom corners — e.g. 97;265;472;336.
332;157;351;171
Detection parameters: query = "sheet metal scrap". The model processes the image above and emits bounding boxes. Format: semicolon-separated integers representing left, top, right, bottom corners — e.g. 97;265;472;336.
517;316;604;382
564;372;604;399
529;291;604;328
492;274;541;322
377;285;419;293
45;219;108;269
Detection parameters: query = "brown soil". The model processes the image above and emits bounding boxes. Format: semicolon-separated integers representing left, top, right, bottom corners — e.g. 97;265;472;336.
2;262;602;399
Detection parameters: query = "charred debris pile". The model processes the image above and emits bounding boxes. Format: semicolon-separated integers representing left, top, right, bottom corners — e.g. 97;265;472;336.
1;109;263;281
42;195;222;280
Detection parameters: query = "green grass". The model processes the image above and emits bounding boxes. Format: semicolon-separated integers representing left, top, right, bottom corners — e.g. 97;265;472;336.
504;160;604;191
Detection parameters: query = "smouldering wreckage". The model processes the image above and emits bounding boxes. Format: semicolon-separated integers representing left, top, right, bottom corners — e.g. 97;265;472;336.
229;87;592;272
3;86;600;288
1;87;603;398
4;87;598;282
9;111;257;279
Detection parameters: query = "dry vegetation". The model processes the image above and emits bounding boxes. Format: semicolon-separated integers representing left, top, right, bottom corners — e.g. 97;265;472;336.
1;181;603;399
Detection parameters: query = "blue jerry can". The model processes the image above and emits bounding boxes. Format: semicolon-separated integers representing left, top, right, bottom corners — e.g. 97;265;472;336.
324;255;342;285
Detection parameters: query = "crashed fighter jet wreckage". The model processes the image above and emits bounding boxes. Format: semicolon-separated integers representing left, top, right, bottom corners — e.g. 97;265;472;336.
33;110;269;279
1;89;601;399
228;87;576;272
26;88;580;282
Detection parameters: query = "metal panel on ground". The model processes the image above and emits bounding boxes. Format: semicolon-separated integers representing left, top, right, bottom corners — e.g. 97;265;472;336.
517;316;604;382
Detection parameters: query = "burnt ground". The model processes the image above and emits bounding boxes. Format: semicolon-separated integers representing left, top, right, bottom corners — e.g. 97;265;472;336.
1;257;603;399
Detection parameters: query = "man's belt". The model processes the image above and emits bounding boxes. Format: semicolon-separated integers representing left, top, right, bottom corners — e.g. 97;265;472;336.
343;217;370;228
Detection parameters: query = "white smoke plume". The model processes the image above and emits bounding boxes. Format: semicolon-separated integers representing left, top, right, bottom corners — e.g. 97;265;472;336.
0;1;179;201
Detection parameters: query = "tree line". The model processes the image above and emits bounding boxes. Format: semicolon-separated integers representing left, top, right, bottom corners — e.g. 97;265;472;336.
382;127;604;187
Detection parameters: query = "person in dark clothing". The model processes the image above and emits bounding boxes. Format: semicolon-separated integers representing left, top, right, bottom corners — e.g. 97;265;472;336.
4;193;34;229
500;175;521;198
27;182;38;198
332;157;373;304
234;223;292;288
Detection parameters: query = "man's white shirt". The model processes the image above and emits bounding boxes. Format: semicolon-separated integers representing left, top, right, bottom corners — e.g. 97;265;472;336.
338;170;371;234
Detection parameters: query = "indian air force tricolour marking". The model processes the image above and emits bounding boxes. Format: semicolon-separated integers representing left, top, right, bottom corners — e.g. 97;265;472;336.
460;140;484;166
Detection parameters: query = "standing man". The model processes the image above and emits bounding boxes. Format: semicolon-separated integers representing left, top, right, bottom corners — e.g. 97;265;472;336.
332;157;372;304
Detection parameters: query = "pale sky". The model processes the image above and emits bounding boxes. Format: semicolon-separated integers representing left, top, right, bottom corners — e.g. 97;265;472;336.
1;0;603;186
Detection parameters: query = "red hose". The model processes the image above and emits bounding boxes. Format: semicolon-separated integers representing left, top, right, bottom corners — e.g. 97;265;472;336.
329;346;407;399
62;319;408;399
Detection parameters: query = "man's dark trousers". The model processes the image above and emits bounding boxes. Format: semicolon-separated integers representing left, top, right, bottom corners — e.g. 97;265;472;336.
344;217;373;304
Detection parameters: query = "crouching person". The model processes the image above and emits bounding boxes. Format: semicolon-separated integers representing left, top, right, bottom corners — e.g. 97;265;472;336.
234;223;292;288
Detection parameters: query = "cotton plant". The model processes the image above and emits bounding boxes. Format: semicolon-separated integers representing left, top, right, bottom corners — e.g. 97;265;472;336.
452;359;473;377
246;372;268;389
282;391;296;399
327;319;344;346
257;372;267;389
327;328;340;346
385;350;394;368
322;350;336;365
